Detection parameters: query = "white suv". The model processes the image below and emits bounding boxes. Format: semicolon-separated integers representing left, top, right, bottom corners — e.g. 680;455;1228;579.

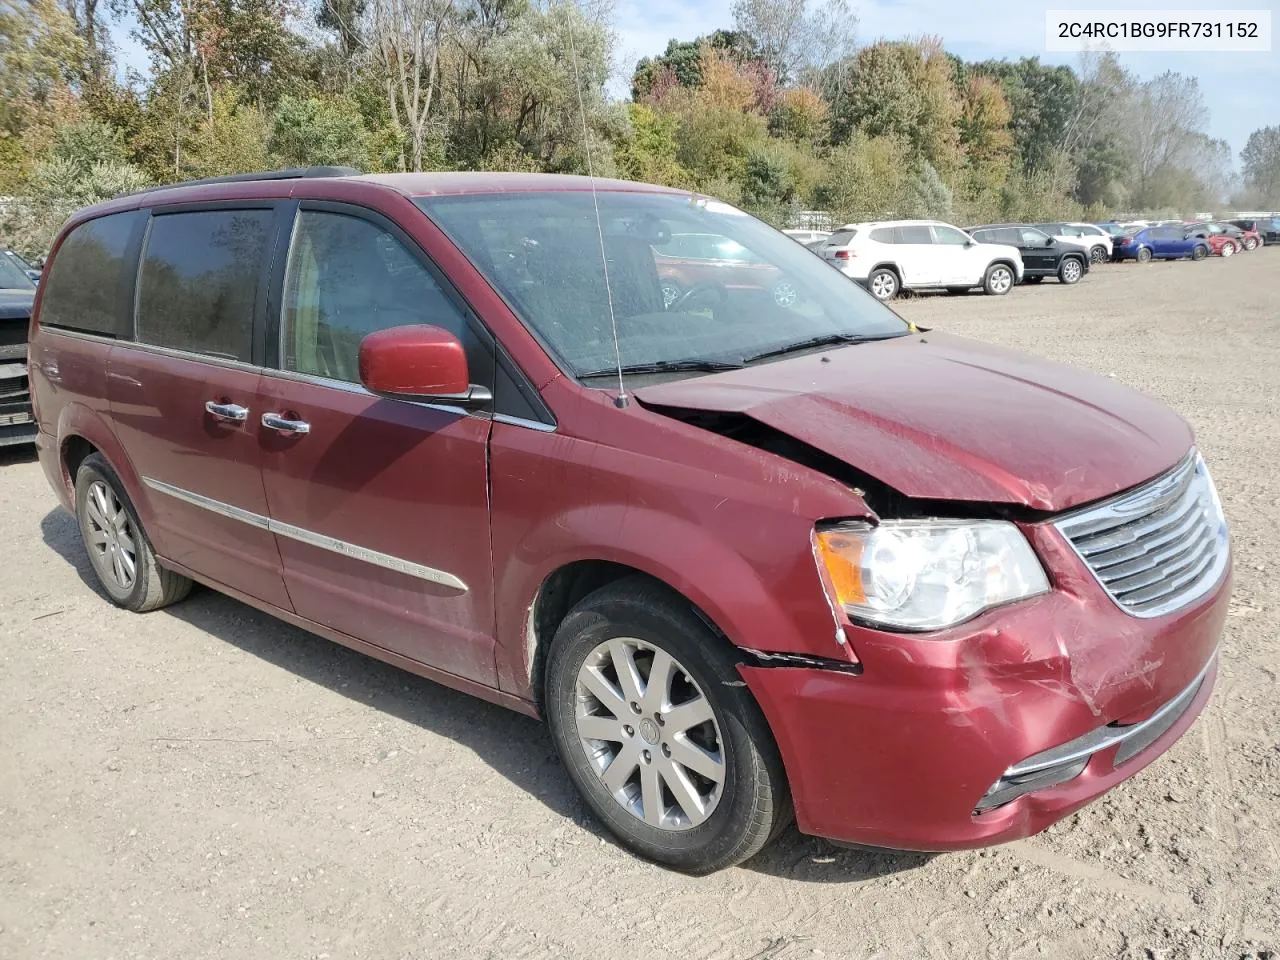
818;220;1023;301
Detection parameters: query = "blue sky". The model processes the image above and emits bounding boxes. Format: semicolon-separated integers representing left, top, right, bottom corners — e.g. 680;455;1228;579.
613;0;1280;159
109;0;1279;160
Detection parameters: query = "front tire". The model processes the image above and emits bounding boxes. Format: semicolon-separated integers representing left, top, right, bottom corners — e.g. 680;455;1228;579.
1220;242;1235;258
1243;237;1258;251
74;453;192;612
983;262;1014;295
544;578;792;874
867;268;899;301
1058;257;1083;284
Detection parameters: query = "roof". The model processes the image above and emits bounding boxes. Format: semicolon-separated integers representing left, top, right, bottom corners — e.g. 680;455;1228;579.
356;171;685;197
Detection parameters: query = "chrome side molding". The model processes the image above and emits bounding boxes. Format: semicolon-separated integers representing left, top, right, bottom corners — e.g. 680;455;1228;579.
142;477;468;592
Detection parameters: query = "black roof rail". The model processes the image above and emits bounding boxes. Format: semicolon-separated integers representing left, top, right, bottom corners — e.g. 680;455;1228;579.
127;166;360;196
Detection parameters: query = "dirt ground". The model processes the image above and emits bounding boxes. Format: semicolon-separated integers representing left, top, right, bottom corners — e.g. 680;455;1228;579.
2;252;1278;960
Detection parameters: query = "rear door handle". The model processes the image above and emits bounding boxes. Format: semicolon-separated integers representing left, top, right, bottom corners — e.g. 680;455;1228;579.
261;412;311;435
205;400;249;423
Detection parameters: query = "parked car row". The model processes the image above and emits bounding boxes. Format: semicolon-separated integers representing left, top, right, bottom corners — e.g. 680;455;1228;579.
803;213;1272;301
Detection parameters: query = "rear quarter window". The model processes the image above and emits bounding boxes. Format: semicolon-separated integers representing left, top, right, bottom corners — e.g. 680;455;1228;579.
38;211;144;337
829;229;858;245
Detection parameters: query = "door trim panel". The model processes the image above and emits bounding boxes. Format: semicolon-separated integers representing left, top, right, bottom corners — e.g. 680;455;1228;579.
142;476;469;592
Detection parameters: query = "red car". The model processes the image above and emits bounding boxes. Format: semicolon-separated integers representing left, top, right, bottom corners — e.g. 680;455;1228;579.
654;232;797;308
1186;221;1259;255
28;169;1230;872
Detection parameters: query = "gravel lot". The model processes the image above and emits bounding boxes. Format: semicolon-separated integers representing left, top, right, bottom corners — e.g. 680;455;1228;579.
2;252;1278;959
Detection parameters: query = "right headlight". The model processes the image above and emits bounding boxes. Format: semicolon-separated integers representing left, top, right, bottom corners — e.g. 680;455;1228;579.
815;519;1050;631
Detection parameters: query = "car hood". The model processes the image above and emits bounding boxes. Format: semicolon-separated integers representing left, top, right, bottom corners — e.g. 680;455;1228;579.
634;332;1192;513
0;289;35;320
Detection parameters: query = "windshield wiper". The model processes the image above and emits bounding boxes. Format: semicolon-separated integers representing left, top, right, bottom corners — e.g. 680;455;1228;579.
744;333;895;363
578;358;744;378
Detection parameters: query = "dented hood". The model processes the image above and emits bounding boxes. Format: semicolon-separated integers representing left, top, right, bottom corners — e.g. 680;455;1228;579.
635;332;1192;512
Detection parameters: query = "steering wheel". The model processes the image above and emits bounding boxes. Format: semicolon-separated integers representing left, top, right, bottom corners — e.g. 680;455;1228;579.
669;281;730;312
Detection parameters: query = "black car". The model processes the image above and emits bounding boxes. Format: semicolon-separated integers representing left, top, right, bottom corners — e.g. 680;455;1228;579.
0;255;37;447
967;225;1089;285
1228;218;1280;244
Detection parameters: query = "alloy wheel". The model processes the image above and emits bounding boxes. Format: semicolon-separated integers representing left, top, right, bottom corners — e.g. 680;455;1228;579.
1062;260;1081;283
574;637;725;830
870;272;897;300
84;480;137;591
1222;243;1234;257
772;280;798;307
988;266;1013;293
1090;246;1107;264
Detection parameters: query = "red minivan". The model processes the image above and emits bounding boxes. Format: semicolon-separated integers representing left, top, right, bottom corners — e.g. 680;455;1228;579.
28;169;1230;873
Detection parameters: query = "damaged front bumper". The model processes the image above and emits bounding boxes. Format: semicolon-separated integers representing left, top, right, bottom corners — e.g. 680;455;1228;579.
739;542;1230;851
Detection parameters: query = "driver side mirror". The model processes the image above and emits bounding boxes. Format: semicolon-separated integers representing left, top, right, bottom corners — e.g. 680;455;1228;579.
359;325;490;404
1044;237;1055;246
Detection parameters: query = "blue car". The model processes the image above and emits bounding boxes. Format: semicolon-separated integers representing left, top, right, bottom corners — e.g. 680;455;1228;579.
1113;225;1210;263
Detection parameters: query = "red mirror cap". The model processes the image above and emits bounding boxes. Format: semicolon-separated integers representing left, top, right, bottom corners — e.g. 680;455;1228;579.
358;324;469;398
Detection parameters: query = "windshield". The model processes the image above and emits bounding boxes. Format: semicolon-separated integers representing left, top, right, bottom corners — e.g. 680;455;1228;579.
0;252;36;291
416;191;908;377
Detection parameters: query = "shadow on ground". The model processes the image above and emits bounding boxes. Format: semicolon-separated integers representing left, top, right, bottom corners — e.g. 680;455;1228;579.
40;506;931;883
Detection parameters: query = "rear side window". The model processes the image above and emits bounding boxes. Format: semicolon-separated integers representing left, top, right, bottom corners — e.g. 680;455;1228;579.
896;225;932;244
136;210;274;362
38;211;143;336
830;229;858;245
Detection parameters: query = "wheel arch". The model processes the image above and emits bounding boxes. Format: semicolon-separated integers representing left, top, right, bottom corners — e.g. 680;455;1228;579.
52;403;143;514
525;560;728;713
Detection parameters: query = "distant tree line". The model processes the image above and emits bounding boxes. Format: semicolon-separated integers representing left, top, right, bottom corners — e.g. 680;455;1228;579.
1;0;1277;256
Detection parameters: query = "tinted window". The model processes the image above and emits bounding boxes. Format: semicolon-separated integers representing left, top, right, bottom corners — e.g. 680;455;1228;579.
828;229;858;245
896;225;933;244
136;210;272;361
1020;228;1051;246
868;228;895;243
970;229;995;243
38;212;142;335
281;210;480;384
931;226;970;245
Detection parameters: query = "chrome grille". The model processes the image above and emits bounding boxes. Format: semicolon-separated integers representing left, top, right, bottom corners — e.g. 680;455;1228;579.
1056;451;1229;618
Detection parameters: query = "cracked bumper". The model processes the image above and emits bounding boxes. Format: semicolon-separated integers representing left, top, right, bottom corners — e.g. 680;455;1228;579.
739;556;1230;851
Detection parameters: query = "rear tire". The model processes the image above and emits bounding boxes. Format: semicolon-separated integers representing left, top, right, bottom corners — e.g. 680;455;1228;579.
1136;247;1153;264
1220;242;1235;258
74;453;192;612
1243;237;1257;251
1058;257;1083;284
1089;245;1108;264
983;262;1014;295
544;577;792;874
867;268;899;301
1192;244;1208;261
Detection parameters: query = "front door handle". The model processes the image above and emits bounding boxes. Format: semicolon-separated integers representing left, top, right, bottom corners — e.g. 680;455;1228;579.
261;412;311;435
205;400;249;423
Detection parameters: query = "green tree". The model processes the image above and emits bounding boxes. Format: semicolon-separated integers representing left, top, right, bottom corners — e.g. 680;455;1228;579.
1241;126;1280;206
613;103;689;186
269;94;370;167
186;87;272;176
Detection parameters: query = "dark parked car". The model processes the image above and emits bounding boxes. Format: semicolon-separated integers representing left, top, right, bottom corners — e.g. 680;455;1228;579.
4;248;42;284
1228;218;1279;244
968;225;1089;284
28;168;1230;873
0;254;37;446
1113;226;1210;263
